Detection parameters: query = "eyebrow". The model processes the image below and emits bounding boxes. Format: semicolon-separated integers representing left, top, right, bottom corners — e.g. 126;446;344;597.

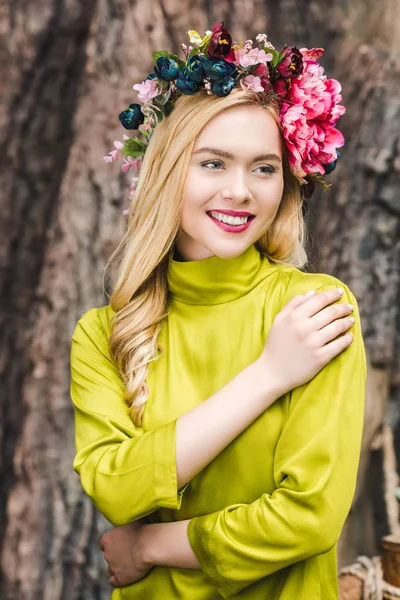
193;146;282;162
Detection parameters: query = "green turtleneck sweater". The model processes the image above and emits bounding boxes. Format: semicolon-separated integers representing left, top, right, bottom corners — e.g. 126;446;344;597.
70;244;366;600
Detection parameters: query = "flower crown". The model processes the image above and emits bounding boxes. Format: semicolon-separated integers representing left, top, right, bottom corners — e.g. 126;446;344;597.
105;22;345;212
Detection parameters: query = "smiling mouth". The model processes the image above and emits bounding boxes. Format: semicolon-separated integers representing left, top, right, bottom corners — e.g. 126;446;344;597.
206;211;256;225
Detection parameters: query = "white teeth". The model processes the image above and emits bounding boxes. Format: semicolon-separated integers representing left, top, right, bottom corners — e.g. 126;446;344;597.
209;211;250;225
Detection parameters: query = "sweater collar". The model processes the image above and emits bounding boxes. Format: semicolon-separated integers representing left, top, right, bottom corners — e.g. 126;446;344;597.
167;243;267;305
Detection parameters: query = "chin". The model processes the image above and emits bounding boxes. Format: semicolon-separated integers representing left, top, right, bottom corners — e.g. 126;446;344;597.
206;240;254;260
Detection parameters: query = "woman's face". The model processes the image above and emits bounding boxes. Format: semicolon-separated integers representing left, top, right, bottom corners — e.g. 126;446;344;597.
175;104;285;261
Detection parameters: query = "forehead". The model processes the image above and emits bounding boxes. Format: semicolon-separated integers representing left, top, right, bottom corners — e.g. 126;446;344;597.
194;104;281;154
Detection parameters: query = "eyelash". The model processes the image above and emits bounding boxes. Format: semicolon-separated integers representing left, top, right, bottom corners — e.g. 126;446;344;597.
200;160;277;175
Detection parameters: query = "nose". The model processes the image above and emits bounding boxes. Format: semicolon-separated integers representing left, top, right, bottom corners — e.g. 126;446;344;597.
220;168;252;204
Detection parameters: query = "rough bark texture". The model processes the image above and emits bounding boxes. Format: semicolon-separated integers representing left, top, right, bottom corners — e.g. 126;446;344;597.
0;0;399;598
305;0;400;565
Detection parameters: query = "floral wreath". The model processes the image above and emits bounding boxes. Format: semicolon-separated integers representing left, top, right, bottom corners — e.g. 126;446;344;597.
104;22;345;214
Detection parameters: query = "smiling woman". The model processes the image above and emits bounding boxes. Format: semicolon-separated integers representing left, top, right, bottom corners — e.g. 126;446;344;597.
176;104;285;261
70;22;365;600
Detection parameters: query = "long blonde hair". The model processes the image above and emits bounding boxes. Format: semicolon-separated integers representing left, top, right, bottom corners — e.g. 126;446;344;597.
104;88;308;426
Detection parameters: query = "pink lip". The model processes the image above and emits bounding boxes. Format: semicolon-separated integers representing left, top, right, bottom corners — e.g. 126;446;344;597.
207;212;255;233
208;210;254;217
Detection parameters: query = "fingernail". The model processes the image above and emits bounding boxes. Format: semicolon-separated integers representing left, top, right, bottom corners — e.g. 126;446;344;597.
337;287;344;295
305;289;316;296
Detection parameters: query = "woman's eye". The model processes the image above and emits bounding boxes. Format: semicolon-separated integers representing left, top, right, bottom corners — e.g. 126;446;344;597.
201;160;223;170
256;165;276;175
200;161;277;174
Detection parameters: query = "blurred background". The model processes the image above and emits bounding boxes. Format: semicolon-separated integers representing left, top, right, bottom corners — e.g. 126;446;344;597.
0;1;399;598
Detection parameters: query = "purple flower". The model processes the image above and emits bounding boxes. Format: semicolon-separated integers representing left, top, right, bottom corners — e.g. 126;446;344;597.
278;46;304;79
208;21;236;63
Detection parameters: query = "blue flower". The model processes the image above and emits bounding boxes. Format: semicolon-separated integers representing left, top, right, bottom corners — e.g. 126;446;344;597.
119;104;145;130
146;72;157;80
202;57;237;81
323;150;341;175
154;57;179;81
176;68;201;95
186;55;206;83
211;76;236;97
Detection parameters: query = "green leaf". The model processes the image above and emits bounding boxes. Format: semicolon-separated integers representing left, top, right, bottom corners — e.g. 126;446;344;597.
122;138;147;158
188;47;201;57
270;49;281;68
152;50;170;61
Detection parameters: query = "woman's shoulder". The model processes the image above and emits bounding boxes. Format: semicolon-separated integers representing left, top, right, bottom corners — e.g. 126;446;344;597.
72;304;115;346
271;262;358;303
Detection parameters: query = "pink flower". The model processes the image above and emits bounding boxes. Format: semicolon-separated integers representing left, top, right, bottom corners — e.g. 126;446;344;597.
256;49;273;64
239;48;273;67
138;123;152;132
121;157;135;172
300;47;325;62
280;60;346;180
104;139;125;163
121;156;142;173
133;79;160;103
234;48;245;66
240;75;264;92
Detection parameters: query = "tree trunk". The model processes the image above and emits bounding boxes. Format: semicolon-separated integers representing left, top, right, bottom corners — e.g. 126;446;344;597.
0;1;398;598
305;0;400;565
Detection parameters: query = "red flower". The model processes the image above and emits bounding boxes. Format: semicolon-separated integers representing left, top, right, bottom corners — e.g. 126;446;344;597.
208;21;236;63
274;78;289;99
278;46;304;79
253;63;274;92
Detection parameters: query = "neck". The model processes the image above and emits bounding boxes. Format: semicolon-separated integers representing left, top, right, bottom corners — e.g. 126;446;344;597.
167;243;274;305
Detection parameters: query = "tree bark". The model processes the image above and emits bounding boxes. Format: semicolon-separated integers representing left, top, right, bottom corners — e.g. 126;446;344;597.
0;1;399;598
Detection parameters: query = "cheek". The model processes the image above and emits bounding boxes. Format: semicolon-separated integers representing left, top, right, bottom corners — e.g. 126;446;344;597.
183;171;216;206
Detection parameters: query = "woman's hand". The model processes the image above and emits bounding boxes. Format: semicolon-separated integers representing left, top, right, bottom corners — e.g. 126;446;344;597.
259;287;355;396
99;519;153;588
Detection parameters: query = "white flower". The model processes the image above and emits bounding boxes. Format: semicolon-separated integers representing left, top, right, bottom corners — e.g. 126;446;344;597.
256;33;268;43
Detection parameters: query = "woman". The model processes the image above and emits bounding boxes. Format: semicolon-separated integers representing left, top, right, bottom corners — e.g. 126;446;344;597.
70;23;366;600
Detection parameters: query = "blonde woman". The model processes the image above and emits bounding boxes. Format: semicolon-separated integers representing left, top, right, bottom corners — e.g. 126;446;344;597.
70;24;366;600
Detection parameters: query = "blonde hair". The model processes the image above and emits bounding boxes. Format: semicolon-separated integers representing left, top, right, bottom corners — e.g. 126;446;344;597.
104;88;308;426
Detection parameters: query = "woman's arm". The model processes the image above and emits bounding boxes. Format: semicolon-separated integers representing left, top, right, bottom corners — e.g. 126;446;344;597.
71;309;282;526
181;284;366;599
123;284;365;597
176;286;352;489
140;520;200;569
73;286;353;527
101;284;362;588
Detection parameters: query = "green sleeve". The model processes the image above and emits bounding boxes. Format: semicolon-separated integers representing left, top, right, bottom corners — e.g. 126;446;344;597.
70;307;187;526
187;283;366;599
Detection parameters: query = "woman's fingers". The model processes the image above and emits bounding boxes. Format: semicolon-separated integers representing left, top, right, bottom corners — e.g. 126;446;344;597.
310;301;354;331
317;330;353;364
295;287;345;319
314;315;355;346
274;289;316;321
